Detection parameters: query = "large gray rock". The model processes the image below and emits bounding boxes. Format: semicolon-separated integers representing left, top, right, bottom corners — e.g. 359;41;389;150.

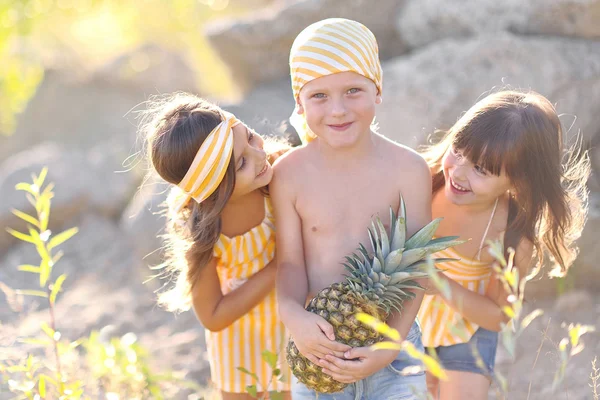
397;0;600;49
376;33;600;148
205;0;407;92
0;142;139;255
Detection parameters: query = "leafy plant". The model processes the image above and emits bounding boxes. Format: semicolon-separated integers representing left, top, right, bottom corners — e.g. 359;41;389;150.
237;349;286;400
1;168;195;399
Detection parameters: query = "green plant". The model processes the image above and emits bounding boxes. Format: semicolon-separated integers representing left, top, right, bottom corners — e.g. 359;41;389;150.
1;167;82;399
237;349;286;400
356;239;596;399
0;168;197;399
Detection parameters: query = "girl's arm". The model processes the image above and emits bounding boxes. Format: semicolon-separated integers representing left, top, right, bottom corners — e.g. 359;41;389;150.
434;239;534;332
190;257;276;332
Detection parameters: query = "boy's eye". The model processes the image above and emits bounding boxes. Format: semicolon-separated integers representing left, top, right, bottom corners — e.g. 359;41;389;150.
347;88;360;94
248;130;254;142
312;93;326;99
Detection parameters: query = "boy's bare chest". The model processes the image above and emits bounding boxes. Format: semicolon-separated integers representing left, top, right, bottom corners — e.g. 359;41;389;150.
296;173;399;237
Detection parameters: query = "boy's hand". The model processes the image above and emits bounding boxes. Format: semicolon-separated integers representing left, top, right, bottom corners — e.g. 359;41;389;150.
289;310;351;365
318;346;399;383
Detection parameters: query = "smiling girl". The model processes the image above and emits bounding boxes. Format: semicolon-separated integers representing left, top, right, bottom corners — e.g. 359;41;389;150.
418;90;590;400
141;93;291;399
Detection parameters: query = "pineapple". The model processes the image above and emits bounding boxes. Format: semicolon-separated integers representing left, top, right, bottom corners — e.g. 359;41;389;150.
286;197;463;393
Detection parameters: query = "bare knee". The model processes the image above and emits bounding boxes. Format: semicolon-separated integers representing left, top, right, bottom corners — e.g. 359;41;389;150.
426;372;440;400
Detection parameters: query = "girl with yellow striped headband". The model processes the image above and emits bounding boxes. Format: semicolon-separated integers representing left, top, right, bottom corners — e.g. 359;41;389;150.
141;92;291;398
289;18;383;144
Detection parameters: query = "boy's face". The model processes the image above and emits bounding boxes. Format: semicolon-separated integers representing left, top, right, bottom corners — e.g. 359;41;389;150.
296;71;381;148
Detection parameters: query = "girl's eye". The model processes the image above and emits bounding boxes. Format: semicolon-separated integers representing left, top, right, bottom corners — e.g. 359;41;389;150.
450;147;460;157
347;88;360;94
312;93;326;99
238;157;246;171
248;130;254;142
474;165;487;175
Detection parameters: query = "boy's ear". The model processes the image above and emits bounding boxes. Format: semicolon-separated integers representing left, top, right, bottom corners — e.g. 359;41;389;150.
375;94;382;104
296;99;304;114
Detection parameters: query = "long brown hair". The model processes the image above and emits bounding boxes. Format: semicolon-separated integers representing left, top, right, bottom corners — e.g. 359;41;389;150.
139;92;289;311
422;90;590;278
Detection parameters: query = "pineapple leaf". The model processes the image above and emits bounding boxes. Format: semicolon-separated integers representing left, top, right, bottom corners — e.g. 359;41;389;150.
383;249;404;274
422;239;467;254
398;248;429;268
427;236;461;245
391;202;406;251
405;218;442;249
372;256;383;274
376;218;390;258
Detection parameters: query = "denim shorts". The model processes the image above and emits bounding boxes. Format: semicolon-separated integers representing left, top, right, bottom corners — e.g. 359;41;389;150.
291;321;427;400
426;327;498;377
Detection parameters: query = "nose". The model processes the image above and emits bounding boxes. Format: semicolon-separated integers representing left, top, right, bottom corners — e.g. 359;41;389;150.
330;97;347;118
251;144;267;163
452;163;468;181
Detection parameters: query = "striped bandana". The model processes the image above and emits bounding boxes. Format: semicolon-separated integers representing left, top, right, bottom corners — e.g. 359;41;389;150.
289;18;383;144
173;111;240;213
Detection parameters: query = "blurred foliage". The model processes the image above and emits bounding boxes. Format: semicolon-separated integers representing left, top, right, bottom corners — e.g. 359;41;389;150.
0;0;254;135
1;168;201;398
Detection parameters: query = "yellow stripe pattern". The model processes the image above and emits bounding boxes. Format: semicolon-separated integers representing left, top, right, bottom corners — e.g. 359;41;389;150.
173;111;240;213
289;18;383;144
418;247;493;347
207;197;290;393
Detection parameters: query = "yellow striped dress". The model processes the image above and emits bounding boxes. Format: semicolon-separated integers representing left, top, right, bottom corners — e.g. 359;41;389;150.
417;247;493;347
207;197;290;393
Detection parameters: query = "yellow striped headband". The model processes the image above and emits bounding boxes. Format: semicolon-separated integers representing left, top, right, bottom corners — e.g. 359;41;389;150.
173;111;240;213
289;18;383;144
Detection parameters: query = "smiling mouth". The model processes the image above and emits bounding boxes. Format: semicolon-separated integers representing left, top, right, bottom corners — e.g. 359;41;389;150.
256;163;268;177
450;177;471;192
328;122;353;130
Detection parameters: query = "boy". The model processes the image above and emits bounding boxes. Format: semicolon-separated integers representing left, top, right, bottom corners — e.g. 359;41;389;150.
271;18;431;399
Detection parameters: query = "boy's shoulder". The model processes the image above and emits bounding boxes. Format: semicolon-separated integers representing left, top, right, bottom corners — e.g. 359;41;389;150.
377;134;429;175
273;143;313;170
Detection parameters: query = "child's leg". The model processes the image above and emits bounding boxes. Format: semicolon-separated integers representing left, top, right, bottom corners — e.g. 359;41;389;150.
221;391;291;400
426;372;440;399
439;371;490;400
221;391;255;399
434;328;498;400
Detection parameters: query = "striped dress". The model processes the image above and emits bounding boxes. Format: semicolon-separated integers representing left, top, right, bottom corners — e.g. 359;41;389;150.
418;247;493;347
207;197;290;393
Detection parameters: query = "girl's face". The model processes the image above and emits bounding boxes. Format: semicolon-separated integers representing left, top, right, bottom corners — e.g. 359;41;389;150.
230;123;273;198
442;146;512;206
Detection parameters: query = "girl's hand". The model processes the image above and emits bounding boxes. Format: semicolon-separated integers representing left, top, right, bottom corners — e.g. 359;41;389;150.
289;309;351;366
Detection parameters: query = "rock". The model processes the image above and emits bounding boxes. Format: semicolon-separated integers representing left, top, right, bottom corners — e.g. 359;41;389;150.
396;0;600;50
92;43;198;95
0;142;139;255
1;70;144;163
376;33;600;148
205;0;407;92
554;290;594;314
221;77;300;145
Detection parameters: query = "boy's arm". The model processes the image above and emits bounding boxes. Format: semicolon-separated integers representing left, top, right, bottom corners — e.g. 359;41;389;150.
271;158;351;363
190;257;277;332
